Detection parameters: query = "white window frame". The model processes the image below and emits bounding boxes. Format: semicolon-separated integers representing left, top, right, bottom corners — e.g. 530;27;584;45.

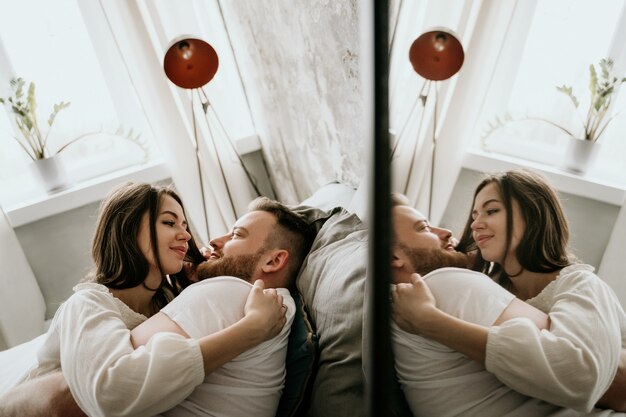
465;0;626;195
0;0;165;214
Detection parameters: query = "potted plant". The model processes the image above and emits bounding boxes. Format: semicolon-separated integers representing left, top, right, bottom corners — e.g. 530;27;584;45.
1;77;148;193
1;77;72;192
483;58;626;174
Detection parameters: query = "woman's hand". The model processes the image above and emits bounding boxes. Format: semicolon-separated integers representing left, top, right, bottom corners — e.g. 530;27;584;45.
242;280;287;343
391;273;441;335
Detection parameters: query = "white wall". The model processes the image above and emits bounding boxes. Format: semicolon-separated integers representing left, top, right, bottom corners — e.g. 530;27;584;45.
14;202;100;320
599;205;626;305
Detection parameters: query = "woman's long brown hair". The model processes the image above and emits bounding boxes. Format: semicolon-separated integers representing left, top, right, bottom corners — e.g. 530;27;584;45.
456;170;573;290
91;182;205;313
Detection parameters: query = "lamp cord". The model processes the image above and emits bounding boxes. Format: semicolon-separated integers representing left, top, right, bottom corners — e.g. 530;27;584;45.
391;79;428;160
198;88;262;197
195;89;238;219
190;92;212;241
428;84;438;220
402;80;432;196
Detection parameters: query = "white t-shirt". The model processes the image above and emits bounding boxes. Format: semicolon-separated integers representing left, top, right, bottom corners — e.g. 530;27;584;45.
159;276;295;417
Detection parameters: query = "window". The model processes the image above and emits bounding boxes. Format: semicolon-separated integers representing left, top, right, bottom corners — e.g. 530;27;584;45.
0;0;160;207
473;0;626;185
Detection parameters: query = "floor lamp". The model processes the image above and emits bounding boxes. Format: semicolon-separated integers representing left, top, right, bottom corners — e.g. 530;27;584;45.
163;37;261;239
396;29;464;219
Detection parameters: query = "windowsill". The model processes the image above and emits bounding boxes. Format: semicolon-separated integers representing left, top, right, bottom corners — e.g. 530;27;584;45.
5;160;171;227
462;149;626;206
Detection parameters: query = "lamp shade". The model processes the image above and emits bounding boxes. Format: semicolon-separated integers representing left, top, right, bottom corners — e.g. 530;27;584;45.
409;30;464;81
164;38;219;89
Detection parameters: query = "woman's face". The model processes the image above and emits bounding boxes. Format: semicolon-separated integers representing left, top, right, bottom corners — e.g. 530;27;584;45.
470;182;525;270
137;195;191;283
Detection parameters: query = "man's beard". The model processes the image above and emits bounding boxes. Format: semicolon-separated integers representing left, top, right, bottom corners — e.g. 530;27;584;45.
399;244;471;276
196;251;263;283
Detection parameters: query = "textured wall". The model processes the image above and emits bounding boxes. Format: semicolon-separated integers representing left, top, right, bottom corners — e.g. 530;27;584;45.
220;0;365;203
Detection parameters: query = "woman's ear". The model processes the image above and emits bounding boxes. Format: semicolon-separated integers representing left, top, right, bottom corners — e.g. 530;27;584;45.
261;249;289;273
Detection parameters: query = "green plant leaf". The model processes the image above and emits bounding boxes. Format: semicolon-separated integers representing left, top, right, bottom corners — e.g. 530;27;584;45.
27;82;37;114
14;78;25;100
47;101;70;126
589;64;598;97
556;85;579;108
599;58;613;80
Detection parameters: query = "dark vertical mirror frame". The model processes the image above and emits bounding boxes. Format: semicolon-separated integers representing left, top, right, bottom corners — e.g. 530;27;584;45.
367;0;392;415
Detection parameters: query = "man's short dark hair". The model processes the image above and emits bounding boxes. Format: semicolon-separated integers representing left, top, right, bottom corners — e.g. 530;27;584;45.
248;197;314;286
390;192;410;207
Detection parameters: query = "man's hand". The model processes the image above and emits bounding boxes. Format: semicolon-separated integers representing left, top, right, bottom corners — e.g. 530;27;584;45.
242;280;286;343
391;273;440;335
597;348;626;412
0;372;86;417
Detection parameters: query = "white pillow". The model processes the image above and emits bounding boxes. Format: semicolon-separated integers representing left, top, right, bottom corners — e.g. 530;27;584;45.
0;207;46;349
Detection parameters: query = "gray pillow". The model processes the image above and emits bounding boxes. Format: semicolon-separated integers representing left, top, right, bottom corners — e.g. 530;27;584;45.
274;205;341;417
297;209;368;416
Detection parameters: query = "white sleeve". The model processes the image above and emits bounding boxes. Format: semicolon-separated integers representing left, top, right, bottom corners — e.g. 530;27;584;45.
485;272;623;412
58;291;205;417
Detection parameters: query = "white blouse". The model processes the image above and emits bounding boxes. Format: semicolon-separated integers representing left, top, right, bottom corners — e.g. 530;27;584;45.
27;283;205;417
486;264;626;412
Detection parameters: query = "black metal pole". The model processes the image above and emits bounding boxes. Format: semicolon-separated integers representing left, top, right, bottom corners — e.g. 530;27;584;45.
367;0;391;415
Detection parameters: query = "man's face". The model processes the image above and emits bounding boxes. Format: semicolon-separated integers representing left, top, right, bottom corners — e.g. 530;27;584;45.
392;206;455;252
198;211;276;282
392;205;469;279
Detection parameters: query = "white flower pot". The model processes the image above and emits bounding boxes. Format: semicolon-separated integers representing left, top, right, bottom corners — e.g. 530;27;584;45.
561;139;599;175
31;155;70;193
